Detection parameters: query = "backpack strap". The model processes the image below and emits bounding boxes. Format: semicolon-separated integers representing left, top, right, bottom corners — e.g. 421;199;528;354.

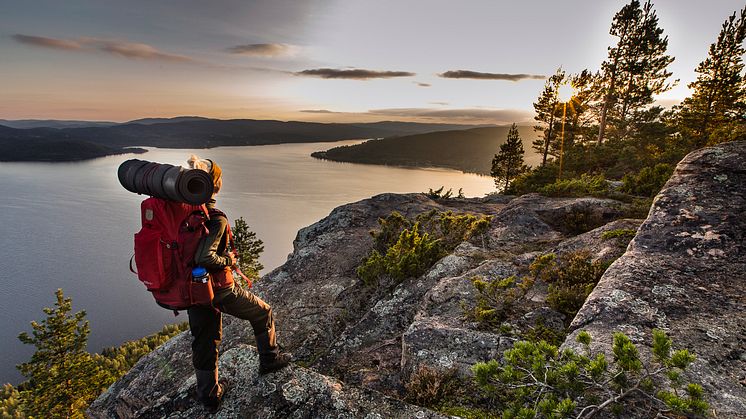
208;208;254;288
129;254;137;275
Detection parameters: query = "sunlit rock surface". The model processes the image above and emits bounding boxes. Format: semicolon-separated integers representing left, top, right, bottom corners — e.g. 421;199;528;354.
565;141;746;417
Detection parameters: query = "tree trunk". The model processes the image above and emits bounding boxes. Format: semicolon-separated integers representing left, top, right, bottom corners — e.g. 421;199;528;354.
542;103;557;166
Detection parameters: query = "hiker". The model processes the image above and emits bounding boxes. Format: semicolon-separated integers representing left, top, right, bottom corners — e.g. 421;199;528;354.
186;155;291;413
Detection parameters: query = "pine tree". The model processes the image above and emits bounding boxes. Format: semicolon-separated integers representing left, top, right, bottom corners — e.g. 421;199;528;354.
492;123;529;191
676;7;746;147
533;68;565;166
232;217;265;286
596;0;675;143
17;289;111;418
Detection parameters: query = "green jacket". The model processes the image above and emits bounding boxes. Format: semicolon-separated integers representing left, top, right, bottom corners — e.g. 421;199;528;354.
194;199;233;272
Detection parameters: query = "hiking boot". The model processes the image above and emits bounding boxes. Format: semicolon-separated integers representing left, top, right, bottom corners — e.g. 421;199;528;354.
259;352;292;375
201;382;224;414
195;369;227;414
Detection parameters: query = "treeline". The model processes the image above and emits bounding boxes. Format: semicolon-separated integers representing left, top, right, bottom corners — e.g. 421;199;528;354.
491;1;745;197
312;126;541;175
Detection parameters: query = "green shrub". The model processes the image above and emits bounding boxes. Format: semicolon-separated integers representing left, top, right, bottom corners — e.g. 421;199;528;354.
506;165;560;195
369;211;412;253
405;366;463;408
359;211;491;286
531;252;610;321
425;186;454;199
472;330;708;418
601;228;637;241
537;173;610;198
464;276;535;329
559;207;609;235
418;210;491;250
357;222;442;285
521;318;566;347
621;163;674;197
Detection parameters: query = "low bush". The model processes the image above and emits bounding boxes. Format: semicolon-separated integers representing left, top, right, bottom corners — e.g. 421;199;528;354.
464;276;535;329
601;228;637;241
506;165;560;195
538;173;611;198
472;329;708;418
357;222;441;285
531;252;610;321
621;163;674;197
359;211;491;286
405;366;463;408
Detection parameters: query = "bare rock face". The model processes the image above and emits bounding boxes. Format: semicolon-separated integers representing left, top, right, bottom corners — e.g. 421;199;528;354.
565;141;746;417
88;333;444;418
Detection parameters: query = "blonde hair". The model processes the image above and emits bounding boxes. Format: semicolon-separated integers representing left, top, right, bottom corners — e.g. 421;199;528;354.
187;154;212;172
187;154;222;195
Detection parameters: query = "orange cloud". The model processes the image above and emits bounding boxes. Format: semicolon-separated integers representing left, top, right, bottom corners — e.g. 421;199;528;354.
226;43;293;57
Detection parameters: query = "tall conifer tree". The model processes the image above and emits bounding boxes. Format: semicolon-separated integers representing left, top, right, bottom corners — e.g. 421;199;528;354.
17;289;111;418
533;68;565;166
492;124;528;191
676;7;746;146
596;0;675;143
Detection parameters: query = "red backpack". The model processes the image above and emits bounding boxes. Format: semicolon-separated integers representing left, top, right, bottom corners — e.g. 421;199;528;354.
131;197;213;312
130;197;252;313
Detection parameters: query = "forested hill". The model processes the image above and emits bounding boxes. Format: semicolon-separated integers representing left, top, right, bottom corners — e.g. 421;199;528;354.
0;118;491;162
311;125;542;175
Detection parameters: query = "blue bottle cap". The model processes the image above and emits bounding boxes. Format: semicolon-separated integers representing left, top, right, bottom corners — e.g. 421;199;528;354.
192;266;207;276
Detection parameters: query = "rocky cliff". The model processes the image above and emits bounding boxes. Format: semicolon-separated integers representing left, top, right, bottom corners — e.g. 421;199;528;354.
565;141;746;417
89;141;745;418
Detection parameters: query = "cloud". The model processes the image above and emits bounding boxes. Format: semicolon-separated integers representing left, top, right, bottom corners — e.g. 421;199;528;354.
295;68;415;80
439;70;545;81
367;107;533;123
429;101;450;106
226;43;293;57
299;109;337;113
12;34;82;50
86;39;194;62
415;82;431;87
13;34;193;62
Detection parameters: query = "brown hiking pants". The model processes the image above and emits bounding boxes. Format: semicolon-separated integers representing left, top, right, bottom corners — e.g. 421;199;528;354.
188;284;278;373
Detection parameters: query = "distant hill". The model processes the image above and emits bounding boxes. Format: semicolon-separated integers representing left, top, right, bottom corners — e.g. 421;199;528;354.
125;116;212;125
311;126;542;175
0;118;492;162
0;119;118;129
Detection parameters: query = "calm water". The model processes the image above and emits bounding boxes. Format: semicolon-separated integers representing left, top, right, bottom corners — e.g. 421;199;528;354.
0;141;495;383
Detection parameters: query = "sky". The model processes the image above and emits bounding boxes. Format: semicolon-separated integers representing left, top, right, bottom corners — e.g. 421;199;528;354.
0;0;743;124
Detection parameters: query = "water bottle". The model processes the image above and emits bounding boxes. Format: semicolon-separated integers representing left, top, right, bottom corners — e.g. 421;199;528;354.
191;266;214;305
192;266;210;283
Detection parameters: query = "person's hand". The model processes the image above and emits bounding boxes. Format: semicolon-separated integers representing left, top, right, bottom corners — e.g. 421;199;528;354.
227;251;238;267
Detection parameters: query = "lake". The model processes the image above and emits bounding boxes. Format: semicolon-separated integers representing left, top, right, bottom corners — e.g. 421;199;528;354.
0;141;495;383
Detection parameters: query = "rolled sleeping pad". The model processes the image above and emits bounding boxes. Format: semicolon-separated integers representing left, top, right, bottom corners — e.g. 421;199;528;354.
134;162;159;196
121;159;149;194
117;159;136;191
177;168;214;205
117;159;214;204
146;163;173;200
161;165;185;202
